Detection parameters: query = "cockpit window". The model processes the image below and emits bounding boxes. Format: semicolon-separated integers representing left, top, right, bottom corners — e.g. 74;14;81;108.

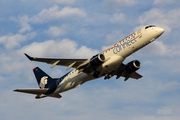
145;25;156;29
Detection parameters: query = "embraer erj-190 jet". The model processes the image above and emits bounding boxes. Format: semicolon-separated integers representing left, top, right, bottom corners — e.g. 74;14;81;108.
14;25;164;99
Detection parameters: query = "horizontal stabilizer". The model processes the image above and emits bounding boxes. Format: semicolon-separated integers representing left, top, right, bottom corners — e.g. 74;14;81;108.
14;88;62;99
14;88;48;95
49;94;62;98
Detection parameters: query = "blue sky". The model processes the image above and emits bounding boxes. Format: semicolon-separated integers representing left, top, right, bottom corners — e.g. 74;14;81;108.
0;0;180;119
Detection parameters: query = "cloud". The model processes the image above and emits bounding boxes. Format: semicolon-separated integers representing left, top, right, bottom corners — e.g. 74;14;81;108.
0;32;36;50
104;0;137;8
104;30;125;44
139;41;180;57
0;75;6;83
20;0;76;4
129;115;179;120
110;13;126;24
11;5;86;34
45;26;66;37
153;0;175;5
0;51;36;84
18;15;32;33
139;8;180;33
157;81;180;91
50;0;76;4
146;41;168;55
1;1;180;120
19;39;99;58
31;5;87;23
0;34;26;49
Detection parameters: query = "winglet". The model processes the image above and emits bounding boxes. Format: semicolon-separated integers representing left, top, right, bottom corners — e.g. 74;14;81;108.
24;53;34;61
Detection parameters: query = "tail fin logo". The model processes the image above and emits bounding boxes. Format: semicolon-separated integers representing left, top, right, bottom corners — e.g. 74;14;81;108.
40;76;48;89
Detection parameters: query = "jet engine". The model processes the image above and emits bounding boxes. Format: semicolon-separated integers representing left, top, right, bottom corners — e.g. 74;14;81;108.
90;54;106;67
125;60;141;73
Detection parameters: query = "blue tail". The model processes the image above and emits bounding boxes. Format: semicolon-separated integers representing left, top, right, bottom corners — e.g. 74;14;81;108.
33;67;58;89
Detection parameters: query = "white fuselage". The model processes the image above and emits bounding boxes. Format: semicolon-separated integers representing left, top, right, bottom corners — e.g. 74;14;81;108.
54;26;164;94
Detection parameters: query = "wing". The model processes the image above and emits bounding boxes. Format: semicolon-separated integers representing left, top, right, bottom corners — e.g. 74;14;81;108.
115;63;143;80
25;53;89;69
121;71;142;80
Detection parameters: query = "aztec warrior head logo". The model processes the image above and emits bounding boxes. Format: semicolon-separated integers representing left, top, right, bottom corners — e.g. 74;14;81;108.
39;76;48;89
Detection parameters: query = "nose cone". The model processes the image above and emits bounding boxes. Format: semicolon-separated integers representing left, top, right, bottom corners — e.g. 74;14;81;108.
158;27;164;35
155;27;164;38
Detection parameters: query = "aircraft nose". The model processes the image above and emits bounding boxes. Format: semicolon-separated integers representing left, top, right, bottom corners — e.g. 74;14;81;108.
158;27;164;34
155;27;164;38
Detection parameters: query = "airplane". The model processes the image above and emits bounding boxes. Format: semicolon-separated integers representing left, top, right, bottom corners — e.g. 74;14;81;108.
14;25;164;99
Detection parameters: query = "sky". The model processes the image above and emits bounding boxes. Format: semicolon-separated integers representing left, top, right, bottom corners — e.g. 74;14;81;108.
0;0;180;119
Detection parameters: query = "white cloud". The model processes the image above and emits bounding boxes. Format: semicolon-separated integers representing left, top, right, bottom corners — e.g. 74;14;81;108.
20;0;76;4
45;26;66;37
148;41;168;55
0;75;6;83
0;32;36;50
140;41;180;57
1;1;180;120
105;30;125;44
153;0;175;5
10;15;31;34
104;0;137;8
18;15;32;33
19;39;99;58
158;81;180;91
0;34;25;49
110;13;126;23
139;8;180;33
101;45;113;51
1;89;179;120
31;5;87;23
129;115;179;120
0;51;36;83
50;0;76;4
11;5;86;33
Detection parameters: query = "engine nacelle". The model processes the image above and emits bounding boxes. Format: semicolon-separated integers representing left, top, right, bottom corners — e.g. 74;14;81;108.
90;54;106;67
125;60;141;73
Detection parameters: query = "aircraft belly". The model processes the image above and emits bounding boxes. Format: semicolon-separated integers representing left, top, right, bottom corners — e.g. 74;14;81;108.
56;72;94;93
100;55;124;74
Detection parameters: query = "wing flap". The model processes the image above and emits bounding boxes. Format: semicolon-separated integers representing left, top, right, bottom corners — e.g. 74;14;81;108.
121;71;142;80
129;71;143;80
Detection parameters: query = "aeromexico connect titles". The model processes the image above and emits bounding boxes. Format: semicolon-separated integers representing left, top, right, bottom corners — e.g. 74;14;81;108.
14;25;164;99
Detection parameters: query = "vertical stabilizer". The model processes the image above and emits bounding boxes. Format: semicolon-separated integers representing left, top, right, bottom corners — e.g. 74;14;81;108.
33;67;54;89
